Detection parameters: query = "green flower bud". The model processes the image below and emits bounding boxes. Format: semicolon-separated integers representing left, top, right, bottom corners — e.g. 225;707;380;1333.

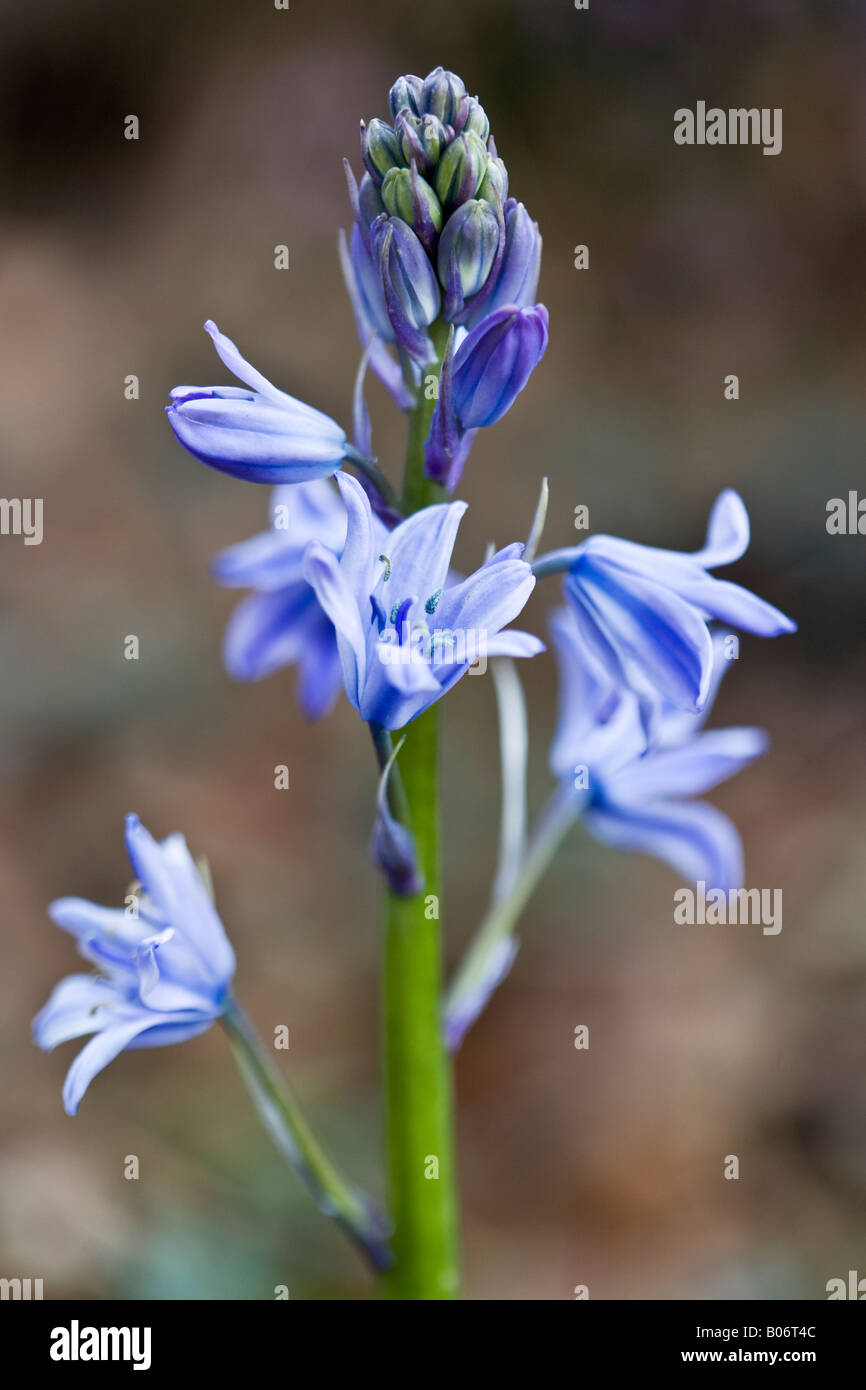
437;199;501;321
396;110;446;175
434;131;489;210
389;74;423;121
361;118;403;185
420;67;467;126
381;165;443;253
477;156;508;206
462;98;490;143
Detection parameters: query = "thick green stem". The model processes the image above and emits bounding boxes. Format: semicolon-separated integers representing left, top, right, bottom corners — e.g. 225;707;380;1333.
380;321;460;1298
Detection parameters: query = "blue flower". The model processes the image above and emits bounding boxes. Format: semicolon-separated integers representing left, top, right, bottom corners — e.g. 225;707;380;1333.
550;609;768;891
303;473;544;730
538;490;795;717
212;480;351;718
425;305;549;488
33;815;236;1115
167;320;352;484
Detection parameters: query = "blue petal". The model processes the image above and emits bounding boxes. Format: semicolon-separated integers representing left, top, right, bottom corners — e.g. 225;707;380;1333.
585;797;745;893
566;554;715;711
692;489;750;567
303;540;367;708
609;727;769;803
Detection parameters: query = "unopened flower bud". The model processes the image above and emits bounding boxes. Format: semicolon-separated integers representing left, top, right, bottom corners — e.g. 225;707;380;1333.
434;130;489;210
462;98;490;142
395;109;447;175
361;118;403;185
420;66;467;125
437;199;500;322
465;199;541;327
382;165;443;255
371;214;441;360
477;155;508;206
388;73;424;122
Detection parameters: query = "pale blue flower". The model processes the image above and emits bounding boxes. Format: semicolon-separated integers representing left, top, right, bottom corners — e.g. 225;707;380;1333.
550;610;768;890
34;815;235;1115
536;490;796;718
303;473;544;730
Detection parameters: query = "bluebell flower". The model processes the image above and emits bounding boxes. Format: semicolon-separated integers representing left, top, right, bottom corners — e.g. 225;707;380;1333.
212;480;349;718
33;815;236;1115
425;305;549;489
167;320;353;484
537;490;796;718
303;473;544;730
550;609;768;891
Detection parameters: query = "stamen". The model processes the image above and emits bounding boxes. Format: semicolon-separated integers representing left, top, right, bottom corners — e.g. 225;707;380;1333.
425;588;443;614
378;553;392;582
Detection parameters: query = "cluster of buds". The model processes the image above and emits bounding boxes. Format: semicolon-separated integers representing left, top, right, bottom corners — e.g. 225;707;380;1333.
341;67;548;488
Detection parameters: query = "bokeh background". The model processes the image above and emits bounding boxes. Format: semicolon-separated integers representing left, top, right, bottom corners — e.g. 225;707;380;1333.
2;0;865;1300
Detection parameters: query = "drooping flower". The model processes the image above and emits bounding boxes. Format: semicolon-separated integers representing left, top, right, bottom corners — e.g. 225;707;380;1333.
425;305;549;489
303;473;544;730
212;480;350;718
535;490;796;720
33;815;236;1115
167;321;355;484
549;609;768;891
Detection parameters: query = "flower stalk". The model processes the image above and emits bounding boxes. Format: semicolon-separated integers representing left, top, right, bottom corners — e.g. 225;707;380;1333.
380;332;460;1298
222;999;393;1274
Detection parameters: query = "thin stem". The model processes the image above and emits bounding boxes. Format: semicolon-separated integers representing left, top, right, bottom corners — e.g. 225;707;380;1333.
444;785;581;1051
531;545;580;580
490;658;529;904
344;447;403;519
221;999;392;1274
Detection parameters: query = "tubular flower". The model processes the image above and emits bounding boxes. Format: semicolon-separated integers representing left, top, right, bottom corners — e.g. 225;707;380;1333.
167;321;352;484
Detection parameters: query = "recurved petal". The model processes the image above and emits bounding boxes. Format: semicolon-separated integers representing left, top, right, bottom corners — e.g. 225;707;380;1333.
585;796;745;894
609;726;769;803
692;489;750;568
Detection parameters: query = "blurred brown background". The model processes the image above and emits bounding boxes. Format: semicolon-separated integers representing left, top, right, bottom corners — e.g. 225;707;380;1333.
1;0;865;1300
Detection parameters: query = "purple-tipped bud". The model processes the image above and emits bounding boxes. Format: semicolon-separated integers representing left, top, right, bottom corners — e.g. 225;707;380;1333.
388;73;424;122
477;155;508;205
434;130;489;210
466;200;541;328
420;66;467;125
437;199;501;322
381;164;443;255
451;304;549;429
361;118;403;185
395;109;447;175
371;215;441;360
462;97;490;142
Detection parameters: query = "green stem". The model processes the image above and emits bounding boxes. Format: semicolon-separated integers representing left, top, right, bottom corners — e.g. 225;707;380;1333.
401;320;450;514
381;703;459;1299
380;320;460;1298
222;999;392;1274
